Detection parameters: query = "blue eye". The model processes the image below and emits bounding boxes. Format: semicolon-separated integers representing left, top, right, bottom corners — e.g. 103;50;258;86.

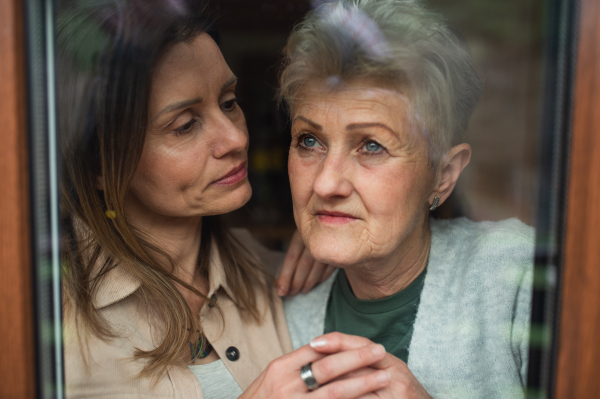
364;141;382;152
302;137;318;147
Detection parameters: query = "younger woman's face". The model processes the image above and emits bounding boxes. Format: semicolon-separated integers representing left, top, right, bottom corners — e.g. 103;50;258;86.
126;33;251;224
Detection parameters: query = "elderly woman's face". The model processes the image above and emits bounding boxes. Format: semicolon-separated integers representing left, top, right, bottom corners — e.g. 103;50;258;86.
288;82;435;267
125;34;251;222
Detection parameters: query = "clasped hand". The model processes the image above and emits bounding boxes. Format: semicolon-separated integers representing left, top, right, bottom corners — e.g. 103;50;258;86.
241;332;433;399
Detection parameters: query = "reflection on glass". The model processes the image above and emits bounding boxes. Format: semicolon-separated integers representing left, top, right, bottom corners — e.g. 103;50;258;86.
434;0;543;224
25;0;65;397
51;0;562;398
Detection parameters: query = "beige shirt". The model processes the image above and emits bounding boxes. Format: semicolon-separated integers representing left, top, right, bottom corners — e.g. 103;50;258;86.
64;229;293;398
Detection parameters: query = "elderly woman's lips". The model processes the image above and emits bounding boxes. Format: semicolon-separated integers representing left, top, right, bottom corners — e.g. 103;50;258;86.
213;163;247;185
316;211;358;225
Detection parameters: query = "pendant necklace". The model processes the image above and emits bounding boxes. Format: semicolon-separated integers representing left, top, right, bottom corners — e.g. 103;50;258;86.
190;330;213;362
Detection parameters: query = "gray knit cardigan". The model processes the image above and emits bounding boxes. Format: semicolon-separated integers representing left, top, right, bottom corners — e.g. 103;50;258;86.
284;217;534;399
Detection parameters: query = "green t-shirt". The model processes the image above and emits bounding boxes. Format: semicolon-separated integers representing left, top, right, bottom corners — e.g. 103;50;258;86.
324;268;427;363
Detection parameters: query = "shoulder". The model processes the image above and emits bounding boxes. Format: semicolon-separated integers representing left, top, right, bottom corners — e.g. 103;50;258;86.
431;217;534;242
430;217;534;262
426;217;535;305
410;219;534;395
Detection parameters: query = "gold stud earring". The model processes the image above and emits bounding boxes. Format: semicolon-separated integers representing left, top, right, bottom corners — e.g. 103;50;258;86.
105;210;117;219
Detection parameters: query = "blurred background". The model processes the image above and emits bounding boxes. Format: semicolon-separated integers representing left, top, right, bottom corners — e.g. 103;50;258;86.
213;0;545;249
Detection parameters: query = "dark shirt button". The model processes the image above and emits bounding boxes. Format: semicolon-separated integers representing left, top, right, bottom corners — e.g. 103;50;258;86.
208;294;217;308
226;346;240;361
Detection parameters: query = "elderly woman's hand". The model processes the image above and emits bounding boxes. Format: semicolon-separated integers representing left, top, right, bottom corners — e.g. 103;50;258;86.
240;339;391;399
309;333;433;399
277;230;336;296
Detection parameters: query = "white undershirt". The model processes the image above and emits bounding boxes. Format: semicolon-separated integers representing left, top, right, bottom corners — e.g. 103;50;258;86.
188;360;243;399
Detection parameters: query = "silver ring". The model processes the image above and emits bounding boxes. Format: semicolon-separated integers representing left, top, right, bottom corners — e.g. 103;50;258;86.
300;362;319;391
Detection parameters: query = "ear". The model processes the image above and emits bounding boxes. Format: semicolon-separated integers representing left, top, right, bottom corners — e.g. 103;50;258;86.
429;143;471;207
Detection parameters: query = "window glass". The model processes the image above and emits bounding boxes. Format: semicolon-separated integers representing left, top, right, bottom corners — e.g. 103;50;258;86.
29;0;572;397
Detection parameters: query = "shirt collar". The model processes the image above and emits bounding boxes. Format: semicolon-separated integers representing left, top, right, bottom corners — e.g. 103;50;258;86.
92;262;141;309
93;236;232;309
206;238;235;299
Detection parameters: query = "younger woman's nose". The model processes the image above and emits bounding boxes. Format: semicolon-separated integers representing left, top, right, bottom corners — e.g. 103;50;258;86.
211;116;248;159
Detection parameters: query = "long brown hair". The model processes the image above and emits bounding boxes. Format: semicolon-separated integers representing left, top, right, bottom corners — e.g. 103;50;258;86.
58;0;270;376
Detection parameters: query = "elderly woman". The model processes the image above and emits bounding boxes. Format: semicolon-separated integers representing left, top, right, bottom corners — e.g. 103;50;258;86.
281;1;534;398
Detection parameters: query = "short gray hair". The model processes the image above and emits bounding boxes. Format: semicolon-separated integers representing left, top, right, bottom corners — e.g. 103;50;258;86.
278;0;483;163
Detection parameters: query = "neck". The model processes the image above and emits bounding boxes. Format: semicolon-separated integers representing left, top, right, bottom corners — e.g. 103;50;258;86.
125;208;204;286
343;221;431;300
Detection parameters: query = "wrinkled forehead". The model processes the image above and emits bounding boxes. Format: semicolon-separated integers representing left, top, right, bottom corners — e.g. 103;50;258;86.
292;79;416;130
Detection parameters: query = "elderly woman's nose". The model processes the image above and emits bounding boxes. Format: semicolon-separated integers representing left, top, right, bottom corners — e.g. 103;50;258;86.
312;155;353;199
211;117;248;158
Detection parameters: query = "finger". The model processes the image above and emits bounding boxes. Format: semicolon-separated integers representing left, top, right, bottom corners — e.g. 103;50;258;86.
276;230;305;296
301;261;328;294
367;352;400;371
242;346;328;399
310;344;386;386
274;344;328;371
310;370;390;399
315;336;400;374
319;265;336;283
289;248;315;296
335;366;375;381
310;332;376;354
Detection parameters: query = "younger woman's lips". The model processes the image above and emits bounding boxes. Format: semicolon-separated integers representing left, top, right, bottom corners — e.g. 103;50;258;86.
213;163;247;185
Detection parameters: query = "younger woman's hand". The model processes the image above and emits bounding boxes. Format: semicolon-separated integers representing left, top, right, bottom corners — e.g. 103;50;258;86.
240;340;391;399
309;333;433;399
276;230;336;296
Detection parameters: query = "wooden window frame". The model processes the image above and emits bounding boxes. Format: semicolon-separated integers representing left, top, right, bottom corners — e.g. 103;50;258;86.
555;0;600;397
0;0;599;397
0;0;36;398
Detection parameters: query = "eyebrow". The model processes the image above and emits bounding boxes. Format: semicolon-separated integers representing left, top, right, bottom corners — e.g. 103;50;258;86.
152;97;203;123
293;117;400;138
221;75;238;91
151;75;238;123
293;115;322;131
347;122;399;138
